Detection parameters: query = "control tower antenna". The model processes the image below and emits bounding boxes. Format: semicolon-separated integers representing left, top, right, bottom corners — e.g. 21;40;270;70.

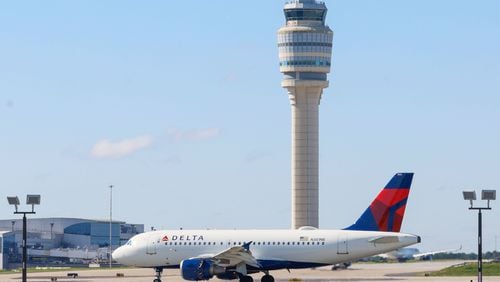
278;0;333;229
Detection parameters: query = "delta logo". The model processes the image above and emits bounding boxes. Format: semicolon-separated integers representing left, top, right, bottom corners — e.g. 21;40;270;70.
161;235;205;241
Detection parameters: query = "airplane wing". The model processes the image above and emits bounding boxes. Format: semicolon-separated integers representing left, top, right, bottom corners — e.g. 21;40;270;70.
413;246;462;259
210;242;261;268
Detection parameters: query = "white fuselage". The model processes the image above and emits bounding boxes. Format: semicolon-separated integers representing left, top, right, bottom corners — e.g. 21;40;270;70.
113;229;420;269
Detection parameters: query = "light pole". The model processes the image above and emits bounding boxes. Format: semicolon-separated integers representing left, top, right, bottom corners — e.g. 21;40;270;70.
109;185;113;269
7;195;41;282
463;189;496;282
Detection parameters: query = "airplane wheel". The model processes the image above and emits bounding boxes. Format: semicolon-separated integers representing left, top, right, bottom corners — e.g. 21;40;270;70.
240;275;254;282
153;266;163;282
261;274;274;282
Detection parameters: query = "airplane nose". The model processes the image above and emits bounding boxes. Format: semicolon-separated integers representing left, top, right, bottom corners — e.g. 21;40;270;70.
112;247;125;263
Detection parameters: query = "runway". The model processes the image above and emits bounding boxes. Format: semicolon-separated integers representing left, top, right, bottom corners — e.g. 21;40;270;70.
1;261;499;282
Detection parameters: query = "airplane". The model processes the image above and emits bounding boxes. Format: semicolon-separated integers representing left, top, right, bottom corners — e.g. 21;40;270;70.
378;246;462;262
112;173;419;282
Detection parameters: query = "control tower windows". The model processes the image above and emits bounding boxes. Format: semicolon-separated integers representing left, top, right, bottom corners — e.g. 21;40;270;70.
285;9;325;21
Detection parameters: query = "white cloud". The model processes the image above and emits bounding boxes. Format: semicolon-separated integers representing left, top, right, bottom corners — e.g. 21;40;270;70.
90;135;153;159
167;128;220;142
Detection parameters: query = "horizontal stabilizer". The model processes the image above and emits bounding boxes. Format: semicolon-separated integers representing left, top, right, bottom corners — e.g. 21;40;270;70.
369;236;400;244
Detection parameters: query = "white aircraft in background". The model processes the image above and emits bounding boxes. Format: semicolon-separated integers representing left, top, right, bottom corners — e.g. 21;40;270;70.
379;246;462;262
113;173;419;282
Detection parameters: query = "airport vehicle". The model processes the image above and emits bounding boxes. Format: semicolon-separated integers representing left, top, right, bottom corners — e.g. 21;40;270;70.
378;246;462;262
112;173;419;282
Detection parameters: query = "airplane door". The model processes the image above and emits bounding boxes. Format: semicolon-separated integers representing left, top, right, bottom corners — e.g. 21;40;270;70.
146;240;157;255
337;234;349;255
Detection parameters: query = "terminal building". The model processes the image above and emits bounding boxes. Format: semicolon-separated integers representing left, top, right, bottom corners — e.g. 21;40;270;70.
0;218;144;270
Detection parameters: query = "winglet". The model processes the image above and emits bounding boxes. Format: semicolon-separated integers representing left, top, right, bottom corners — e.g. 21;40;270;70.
242;241;252;251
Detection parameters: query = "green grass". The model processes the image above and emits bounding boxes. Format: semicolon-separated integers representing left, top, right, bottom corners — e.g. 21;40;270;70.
431;262;500;276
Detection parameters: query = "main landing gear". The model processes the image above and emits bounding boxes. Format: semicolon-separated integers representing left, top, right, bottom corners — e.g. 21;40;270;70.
261;274;274;282
238;273;274;282
239;275;253;282
153;267;163;282
240;272;274;282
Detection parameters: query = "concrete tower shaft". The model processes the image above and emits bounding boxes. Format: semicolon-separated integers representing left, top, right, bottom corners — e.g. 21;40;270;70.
278;0;333;229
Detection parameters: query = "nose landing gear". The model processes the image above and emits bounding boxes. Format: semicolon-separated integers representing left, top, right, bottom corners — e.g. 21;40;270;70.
153;267;163;282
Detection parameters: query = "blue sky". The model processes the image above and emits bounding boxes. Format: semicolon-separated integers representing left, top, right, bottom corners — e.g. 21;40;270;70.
1;0;499;253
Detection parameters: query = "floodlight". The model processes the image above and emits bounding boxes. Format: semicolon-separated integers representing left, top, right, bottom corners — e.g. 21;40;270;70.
7;196;20;206
463;191;476;208
481;190;496;201
463;191;476;201
7;194;41;282
26;195;41;205
461;189;495;282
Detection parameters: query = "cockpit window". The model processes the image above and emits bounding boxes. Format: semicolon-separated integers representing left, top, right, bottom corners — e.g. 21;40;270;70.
126;240;133;246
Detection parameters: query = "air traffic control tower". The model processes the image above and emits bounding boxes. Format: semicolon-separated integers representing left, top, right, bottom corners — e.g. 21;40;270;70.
278;0;333;229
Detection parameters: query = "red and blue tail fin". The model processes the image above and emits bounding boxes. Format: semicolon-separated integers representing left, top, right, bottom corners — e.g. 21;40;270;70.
344;173;414;232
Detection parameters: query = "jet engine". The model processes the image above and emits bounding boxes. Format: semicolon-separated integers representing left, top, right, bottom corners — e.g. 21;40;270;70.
180;258;226;281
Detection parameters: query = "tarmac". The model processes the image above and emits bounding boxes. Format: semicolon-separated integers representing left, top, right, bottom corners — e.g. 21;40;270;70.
1;261;499;282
